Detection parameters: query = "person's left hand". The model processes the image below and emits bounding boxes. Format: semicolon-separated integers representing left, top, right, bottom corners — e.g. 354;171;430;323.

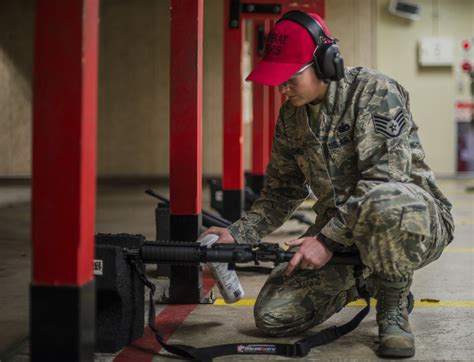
285;236;333;275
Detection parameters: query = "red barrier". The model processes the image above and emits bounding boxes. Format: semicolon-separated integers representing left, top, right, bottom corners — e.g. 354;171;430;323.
31;1;99;360
32;0;99;286
170;0;203;215
252;20;270;176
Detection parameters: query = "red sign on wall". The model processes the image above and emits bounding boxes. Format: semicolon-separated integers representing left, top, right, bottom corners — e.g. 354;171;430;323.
455;101;474;122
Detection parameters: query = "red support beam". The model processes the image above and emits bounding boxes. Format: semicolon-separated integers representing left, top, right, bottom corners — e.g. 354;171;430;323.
223;0;245;221
251;20;270;177
264;0;324;155
223;1;244;190
170;0;203;216
266;21;278;158
250;20;270;193
270;83;284;153
32;0;98;289
221;0;325;208
169;0;204;303
240;2;325;159
238;0;325;21
31;0;99;360
267;86;277;157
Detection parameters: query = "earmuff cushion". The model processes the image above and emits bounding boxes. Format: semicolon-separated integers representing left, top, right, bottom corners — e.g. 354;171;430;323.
315;43;340;80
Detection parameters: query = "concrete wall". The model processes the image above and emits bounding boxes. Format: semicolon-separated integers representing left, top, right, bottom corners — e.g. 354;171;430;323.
326;0;377;68
0;0;379;179
99;0;232;177
0;0;469;178
0;1;34;177
0;0;225;178
97;0;228;177
98;0;169;176
376;0;473;175
202;0;225;176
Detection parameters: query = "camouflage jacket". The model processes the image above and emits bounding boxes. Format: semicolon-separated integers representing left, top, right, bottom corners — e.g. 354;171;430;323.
228;67;454;247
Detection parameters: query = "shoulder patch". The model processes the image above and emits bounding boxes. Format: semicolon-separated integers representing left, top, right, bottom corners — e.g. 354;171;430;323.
372;110;406;138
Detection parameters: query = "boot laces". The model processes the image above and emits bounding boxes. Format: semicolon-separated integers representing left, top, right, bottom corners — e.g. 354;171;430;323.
379;289;405;325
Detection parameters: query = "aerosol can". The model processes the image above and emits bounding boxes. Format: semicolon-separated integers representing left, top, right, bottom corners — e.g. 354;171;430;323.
200;234;244;303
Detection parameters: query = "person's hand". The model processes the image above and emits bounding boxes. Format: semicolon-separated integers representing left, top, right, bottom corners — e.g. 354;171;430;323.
285;236;333;275
198;226;236;244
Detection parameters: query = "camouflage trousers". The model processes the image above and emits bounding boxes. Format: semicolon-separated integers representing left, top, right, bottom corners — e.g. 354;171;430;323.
254;182;453;336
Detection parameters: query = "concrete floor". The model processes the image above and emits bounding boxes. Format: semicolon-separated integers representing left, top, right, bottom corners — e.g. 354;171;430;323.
1;179;473;361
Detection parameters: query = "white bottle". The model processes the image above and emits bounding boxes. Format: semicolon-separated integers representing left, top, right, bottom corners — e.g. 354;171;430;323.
199;234;244;303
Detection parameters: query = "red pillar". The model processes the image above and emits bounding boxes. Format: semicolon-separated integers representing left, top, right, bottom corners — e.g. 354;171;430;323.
268;85;283;156
169;0;204;303
222;0;245;221
250;20;270;194
267;20;281;159
31;0;99;360
264;2;325;156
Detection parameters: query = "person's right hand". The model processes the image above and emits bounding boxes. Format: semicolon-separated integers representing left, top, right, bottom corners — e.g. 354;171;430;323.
198;226;236;244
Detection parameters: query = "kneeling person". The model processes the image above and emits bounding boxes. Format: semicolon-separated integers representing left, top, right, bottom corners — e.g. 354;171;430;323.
200;10;454;358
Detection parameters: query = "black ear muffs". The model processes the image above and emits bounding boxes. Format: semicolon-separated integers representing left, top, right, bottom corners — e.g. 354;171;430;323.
314;42;345;81
277;10;345;82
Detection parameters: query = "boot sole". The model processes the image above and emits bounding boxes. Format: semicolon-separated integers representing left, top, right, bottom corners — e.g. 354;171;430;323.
378;346;415;358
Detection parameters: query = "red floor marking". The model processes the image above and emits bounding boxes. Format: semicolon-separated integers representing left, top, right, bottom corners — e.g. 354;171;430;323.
114;269;215;361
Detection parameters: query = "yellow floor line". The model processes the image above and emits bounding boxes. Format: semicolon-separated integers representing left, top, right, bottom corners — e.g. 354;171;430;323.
215;299;474;308
456;221;474;225
444;247;474;253
347;299;474;308
215;299;256;306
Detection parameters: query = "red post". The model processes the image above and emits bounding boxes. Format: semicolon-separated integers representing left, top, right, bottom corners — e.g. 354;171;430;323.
251;20;270;194
169;0;204;303
170;0;203;216
264;21;277;158
31;0;99;360
221;1;325;207
269;84;284;154
223;0;245;221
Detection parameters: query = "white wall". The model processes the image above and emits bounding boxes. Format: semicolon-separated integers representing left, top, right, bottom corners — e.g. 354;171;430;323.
376;0;473;175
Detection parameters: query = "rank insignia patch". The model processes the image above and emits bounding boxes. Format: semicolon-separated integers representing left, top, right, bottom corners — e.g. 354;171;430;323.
372;110;406;138
337;123;351;134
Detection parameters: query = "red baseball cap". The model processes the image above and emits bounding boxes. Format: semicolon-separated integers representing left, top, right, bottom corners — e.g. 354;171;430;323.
246;12;331;86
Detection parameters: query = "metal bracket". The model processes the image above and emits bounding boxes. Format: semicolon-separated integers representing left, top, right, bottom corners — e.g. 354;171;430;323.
230;0;282;28
229;0;242;28
256;24;265;56
243;3;282;14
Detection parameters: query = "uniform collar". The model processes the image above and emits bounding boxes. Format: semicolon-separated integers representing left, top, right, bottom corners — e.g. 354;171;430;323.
322;67;360;115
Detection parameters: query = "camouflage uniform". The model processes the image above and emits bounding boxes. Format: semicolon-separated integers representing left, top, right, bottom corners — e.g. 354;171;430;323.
228;67;454;336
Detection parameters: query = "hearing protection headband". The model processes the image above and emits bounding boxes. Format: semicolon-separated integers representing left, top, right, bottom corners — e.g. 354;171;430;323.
277;10;345;81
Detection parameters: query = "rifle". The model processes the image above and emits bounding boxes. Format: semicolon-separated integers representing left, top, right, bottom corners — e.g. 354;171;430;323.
126;240;362;267
110;189;367;360
120;239;368;361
